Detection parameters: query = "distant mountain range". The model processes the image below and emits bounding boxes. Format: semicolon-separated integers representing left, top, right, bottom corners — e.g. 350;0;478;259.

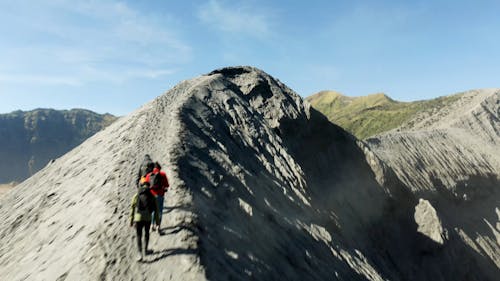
0;109;116;183
306;90;461;139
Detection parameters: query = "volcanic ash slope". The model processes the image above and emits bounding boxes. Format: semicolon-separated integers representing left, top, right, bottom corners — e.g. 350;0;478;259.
173;67;407;281
0;67;495;280
0;78;207;280
367;89;500;278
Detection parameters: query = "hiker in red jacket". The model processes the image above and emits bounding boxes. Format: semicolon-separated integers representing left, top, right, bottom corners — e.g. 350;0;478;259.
145;162;169;233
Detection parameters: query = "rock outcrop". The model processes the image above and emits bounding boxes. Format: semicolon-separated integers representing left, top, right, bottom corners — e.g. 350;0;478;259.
0;67;497;280
414;198;446;245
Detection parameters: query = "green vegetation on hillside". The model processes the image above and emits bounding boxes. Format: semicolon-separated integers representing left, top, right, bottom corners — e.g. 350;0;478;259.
306;91;461;139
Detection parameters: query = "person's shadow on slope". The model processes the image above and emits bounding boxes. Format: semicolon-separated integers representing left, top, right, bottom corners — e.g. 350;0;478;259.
142;248;197;264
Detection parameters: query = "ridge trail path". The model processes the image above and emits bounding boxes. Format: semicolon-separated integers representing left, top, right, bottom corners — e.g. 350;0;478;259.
131;186;204;280
1;67;498;281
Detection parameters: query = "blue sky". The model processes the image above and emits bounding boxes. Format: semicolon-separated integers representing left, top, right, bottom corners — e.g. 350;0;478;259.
0;0;499;115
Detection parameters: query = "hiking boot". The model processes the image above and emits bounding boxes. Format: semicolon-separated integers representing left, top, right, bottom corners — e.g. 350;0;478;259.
145;249;153;255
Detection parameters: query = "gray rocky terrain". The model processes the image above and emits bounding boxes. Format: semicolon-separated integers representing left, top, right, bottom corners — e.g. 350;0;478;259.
367;89;500;279
0;67;497;280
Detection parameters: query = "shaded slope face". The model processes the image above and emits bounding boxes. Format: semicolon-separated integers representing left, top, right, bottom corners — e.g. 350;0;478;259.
306;90;461;139
175;68;400;280
367;89;500;278
173;67;494;280
0;109;116;183
0;67;496;281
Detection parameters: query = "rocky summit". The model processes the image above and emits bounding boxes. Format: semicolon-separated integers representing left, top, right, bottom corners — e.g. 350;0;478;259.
0;67;498;280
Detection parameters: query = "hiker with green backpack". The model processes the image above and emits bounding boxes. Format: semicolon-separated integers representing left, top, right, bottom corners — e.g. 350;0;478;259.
130;181;160;262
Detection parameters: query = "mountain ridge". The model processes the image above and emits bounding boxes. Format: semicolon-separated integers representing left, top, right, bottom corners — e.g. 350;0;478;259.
0;67;497;280
306;90;473;139
0;108;116;184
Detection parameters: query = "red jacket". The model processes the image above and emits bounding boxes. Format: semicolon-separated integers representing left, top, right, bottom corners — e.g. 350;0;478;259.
145;168;169;197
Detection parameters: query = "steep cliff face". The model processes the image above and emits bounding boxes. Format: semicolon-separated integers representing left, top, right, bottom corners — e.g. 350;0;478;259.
0;68;497;281
0;109;116;183
367;89;500;278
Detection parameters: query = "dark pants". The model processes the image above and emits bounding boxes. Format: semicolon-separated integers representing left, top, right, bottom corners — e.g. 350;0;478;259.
135;221;151;253
152;195;164;227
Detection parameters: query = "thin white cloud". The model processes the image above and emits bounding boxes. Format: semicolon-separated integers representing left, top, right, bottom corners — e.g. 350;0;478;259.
0;0;191;86
197;0;272;38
